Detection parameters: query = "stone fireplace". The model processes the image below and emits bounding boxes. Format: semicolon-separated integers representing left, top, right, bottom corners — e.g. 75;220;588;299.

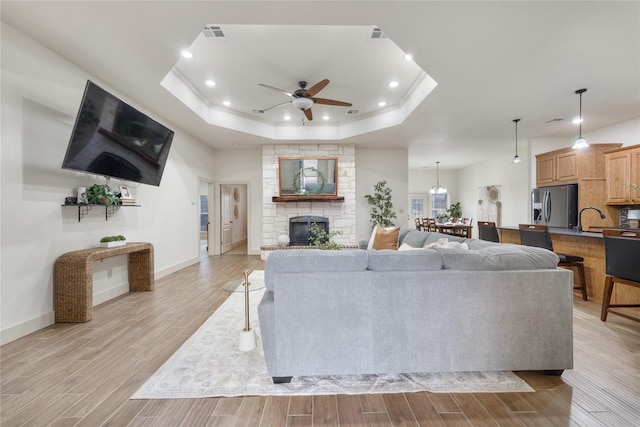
289;215;329;246
262;144;356;247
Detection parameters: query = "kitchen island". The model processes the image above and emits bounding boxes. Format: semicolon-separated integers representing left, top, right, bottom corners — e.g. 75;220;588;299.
498;226;639;307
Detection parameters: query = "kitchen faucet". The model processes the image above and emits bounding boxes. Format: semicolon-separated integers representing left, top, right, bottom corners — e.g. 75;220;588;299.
576;206;606;232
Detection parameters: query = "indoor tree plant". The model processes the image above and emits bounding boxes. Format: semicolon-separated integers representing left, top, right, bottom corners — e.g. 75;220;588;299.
364;180;397;229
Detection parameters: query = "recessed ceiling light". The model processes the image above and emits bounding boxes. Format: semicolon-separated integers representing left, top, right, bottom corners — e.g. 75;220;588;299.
205;80;216;87
284;115;291;120
378;101;387;107
181;50;194;59
388;81;399;88
572;117;583;124
322;115;330;121
404;53;413;61
222;100;231;106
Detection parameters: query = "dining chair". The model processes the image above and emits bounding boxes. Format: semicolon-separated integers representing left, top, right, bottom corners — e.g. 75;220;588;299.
478;221;500;242
414;217;424;231
601;229;640;322
518;224;588;301
425;218;437;232
459;218;473;237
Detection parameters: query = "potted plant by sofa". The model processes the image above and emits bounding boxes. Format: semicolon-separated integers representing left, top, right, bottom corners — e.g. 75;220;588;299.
364;180;397;229
100;235;127;248
81;184;119;205
308;224;342;250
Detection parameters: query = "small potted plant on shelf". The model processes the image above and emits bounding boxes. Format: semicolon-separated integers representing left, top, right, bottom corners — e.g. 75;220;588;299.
100;235;127;248
81;184;119;205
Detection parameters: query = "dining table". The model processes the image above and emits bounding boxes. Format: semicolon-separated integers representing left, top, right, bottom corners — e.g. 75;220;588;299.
435;222;473;237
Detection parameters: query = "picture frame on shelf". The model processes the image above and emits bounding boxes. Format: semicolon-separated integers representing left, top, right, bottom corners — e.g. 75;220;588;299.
119;185;134;200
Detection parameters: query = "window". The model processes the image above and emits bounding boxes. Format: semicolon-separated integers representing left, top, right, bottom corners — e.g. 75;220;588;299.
431;194;448;218
411;198;424;218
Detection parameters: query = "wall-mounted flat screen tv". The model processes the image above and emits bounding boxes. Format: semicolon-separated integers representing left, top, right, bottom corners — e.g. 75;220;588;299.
62;80;174;186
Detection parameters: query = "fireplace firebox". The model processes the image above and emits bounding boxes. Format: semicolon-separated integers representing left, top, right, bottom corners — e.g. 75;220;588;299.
289;216;329;246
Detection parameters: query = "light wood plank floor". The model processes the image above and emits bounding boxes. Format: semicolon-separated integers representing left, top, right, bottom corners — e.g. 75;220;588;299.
1;253;639;426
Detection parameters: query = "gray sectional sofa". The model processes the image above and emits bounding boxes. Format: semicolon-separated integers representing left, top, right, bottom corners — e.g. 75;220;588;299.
258;228;574;383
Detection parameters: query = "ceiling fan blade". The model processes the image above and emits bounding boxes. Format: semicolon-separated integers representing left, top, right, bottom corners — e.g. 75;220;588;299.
304;108;313;121
262;100;291;111
303;79;330;97
259;83;293;97
312;97;352;107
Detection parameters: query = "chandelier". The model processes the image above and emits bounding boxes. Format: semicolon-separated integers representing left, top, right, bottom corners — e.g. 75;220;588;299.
430;161;447;194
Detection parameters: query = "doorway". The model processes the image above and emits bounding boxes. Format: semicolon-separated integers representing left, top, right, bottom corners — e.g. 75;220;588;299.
219;184;248;255
199;179;212;258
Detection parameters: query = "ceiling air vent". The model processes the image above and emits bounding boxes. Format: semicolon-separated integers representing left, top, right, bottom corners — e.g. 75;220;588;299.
203;25;226;39
369;27;388;40
346;109;360;116
251;109;266;115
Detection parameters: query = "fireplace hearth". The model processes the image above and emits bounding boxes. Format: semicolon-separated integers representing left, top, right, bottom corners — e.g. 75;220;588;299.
289;216;329;246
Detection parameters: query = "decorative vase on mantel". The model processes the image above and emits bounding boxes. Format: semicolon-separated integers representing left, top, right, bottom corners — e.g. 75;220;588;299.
277;232;290;247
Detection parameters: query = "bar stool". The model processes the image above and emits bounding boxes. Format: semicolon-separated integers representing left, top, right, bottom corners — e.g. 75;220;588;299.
478;221;500;242
519;224;588;301
601;229;640;322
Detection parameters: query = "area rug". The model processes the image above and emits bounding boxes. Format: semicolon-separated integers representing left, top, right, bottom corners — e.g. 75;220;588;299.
131;270;534;399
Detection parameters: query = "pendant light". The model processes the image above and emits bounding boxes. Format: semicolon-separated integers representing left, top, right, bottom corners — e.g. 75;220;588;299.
430;161;447;194
572;88;589;149
512;118;522;164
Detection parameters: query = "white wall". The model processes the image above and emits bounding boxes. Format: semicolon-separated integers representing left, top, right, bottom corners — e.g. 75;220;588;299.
1;24;217;344
356;149;409;242
457;142;531;235
408;168;459;219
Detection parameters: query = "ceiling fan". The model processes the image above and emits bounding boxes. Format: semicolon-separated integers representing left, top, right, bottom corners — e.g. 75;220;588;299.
259;79;352;121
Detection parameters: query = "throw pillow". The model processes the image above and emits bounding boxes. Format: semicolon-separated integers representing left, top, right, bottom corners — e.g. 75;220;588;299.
369;225;400;250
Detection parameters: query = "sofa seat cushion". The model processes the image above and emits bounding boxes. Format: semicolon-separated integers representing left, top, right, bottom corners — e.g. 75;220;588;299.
367;248;443;271
437;244;560;271
265;249;369;291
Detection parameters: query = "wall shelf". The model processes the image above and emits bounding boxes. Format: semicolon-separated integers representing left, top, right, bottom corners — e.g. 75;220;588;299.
61;204;140;222
272;196;345;203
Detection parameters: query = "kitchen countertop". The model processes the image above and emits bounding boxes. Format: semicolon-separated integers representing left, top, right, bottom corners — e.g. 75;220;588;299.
497;225;605;239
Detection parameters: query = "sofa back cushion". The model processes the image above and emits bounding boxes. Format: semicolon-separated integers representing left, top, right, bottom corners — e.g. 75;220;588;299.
437;244;560;271
265;249;369;290
367;248;443;271
400;229;430;248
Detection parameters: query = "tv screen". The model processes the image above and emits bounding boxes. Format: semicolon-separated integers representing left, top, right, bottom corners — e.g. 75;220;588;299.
62;80;174;186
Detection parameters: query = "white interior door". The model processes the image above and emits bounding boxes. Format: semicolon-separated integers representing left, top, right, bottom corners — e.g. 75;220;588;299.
221;186;233;254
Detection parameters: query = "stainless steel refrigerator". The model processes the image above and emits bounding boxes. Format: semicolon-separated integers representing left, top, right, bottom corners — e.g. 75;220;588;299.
531;184;578;229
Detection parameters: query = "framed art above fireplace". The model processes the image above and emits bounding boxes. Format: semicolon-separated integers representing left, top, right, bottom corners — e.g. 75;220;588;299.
278;157;338;197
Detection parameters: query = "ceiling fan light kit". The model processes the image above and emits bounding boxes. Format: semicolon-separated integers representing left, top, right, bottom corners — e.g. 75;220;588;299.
572;88;589;149
259;79;352;122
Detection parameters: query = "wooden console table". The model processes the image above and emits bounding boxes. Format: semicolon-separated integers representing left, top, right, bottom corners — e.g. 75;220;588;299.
54;242;154;322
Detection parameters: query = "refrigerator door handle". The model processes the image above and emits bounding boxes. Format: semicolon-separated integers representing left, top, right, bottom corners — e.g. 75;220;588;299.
544;190;551;223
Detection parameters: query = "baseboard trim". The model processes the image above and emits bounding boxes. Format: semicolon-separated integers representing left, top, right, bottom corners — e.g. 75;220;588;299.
1;312;55;345
156;257;199;279
94;283;130;306
2;257;201;345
